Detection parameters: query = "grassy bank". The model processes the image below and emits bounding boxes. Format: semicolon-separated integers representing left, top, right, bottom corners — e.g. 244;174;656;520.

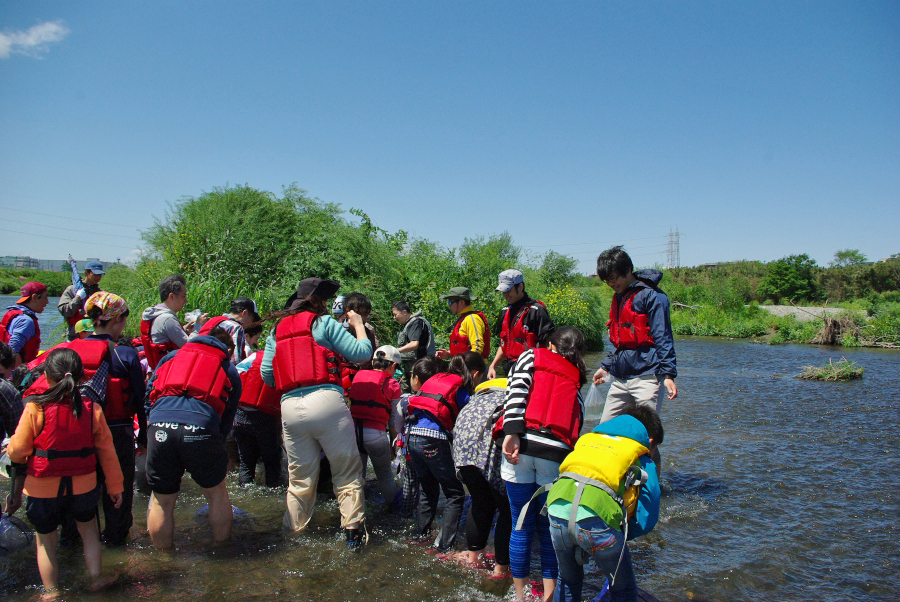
0;268;70;297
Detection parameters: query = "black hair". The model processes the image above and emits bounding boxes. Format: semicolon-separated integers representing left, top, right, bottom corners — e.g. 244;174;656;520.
267;295;328;328
244;323;263;338
207;325;235;354
628;405;664;445
25;348;86;418
596;245;634;281
446;355;475;394
391;300;411;314
372;348;397;371
0;341;14;370
159;274;187;303
344;292;372;314
548;326;587;385
461;351;486;385
411;356;441;385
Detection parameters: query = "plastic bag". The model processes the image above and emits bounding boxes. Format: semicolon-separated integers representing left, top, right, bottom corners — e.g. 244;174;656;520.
0;513;34;557
583;383;605;421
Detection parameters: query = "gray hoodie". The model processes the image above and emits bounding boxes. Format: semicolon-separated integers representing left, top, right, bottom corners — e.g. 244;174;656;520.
141;304;195;348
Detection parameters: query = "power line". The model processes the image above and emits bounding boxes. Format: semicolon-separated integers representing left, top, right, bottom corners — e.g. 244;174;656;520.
0;228;141;251
521;234;669;249
1;217;143;241
0;205;148;230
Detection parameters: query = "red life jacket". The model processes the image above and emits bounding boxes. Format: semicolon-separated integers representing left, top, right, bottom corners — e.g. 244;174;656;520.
523;348;582;448
148;341;232;417
0;308;41;364
140;314;180;370
272;312;341;390
498;301;545;362
238;352;281;416
348;370;392;429
340;363;359;394
65;309;85;327
449;310;491;358
407;373;464;432
24;339;133;423
198;315;229;335
27;399;96;479
607;288;654;349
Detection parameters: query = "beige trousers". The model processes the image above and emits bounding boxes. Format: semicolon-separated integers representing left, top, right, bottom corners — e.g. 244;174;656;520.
281;387;365;531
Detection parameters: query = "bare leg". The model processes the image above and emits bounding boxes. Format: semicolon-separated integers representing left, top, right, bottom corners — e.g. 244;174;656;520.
513;576;528;601
35;531;60;596
147;492;178;549
75;517;103;579
542;577;555;601
202;480;232;543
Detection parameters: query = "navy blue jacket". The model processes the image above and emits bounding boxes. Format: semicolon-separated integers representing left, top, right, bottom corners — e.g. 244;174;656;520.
145;336;241;436
600;270;677;380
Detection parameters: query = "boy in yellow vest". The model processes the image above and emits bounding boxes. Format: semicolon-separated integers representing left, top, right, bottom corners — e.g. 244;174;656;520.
544;406;662;602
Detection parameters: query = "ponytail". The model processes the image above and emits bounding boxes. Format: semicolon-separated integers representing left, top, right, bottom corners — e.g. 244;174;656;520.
25;348;86;417
548;326;587;386
447;355;475;394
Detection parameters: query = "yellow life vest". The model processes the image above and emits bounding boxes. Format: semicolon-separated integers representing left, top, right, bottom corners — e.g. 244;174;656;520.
558;432;649;519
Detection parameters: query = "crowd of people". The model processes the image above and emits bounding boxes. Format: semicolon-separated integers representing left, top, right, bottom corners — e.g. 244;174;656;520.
0;246;677;602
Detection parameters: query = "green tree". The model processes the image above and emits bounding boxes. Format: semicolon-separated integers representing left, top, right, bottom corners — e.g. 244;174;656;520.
830;249;868;267
757;254;821;303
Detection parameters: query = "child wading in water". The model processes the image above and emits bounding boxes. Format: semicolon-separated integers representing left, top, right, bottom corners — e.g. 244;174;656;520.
8;348;123;599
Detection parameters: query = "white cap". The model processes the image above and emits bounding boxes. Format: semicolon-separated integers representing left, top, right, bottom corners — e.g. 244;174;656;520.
374;345;401;366
332;295;345;316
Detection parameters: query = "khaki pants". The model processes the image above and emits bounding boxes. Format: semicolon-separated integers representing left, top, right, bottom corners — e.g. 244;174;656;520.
281;387;365;531
600;374;665;422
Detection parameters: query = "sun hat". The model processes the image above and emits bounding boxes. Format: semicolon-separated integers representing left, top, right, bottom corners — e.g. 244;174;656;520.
439;286;471;301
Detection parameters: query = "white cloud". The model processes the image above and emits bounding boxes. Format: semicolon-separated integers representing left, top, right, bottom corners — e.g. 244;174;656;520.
0;21;70;59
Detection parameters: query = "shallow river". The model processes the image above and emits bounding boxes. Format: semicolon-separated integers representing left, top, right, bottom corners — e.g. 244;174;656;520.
2;322;898;600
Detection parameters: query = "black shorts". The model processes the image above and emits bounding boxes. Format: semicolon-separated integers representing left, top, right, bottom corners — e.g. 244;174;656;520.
146;422;228;494
26;484;102;535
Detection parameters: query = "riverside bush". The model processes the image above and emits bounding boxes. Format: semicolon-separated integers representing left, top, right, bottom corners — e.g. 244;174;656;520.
114;184;608;350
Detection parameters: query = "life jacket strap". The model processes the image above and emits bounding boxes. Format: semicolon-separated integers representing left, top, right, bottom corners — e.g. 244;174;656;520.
514;482;553;532
34;447;95;460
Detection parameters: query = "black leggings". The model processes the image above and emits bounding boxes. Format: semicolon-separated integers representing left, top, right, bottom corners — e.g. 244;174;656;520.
458;465;511;566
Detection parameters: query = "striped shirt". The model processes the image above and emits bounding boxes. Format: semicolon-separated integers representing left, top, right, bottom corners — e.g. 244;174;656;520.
502;349;585;463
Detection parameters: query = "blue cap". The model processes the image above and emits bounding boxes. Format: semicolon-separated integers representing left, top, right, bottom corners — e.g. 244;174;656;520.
85;261;105;274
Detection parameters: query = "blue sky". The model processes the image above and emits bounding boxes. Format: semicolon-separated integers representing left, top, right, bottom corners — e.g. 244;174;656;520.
1;2;897;273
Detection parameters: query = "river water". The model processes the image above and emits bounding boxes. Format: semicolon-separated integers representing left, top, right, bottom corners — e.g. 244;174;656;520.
1;307;897;600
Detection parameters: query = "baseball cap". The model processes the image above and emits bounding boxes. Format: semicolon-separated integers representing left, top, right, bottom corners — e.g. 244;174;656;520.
85;261;105;274
495;269;524;292
374;345;401;366
439;286;471;301
16;282;47;304
74;318;95;334
230;297;261;323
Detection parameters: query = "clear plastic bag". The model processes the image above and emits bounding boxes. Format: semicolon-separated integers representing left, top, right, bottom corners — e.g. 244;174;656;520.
0;513;34;557
583;383;605;422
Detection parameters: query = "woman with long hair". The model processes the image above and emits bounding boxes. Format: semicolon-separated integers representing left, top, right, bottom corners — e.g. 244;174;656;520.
260;278;373;550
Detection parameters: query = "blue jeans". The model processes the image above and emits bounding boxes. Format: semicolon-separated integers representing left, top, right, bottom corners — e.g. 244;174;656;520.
548;514;637;602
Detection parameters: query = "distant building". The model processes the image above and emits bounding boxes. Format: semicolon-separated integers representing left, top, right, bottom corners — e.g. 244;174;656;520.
1;256;117;272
